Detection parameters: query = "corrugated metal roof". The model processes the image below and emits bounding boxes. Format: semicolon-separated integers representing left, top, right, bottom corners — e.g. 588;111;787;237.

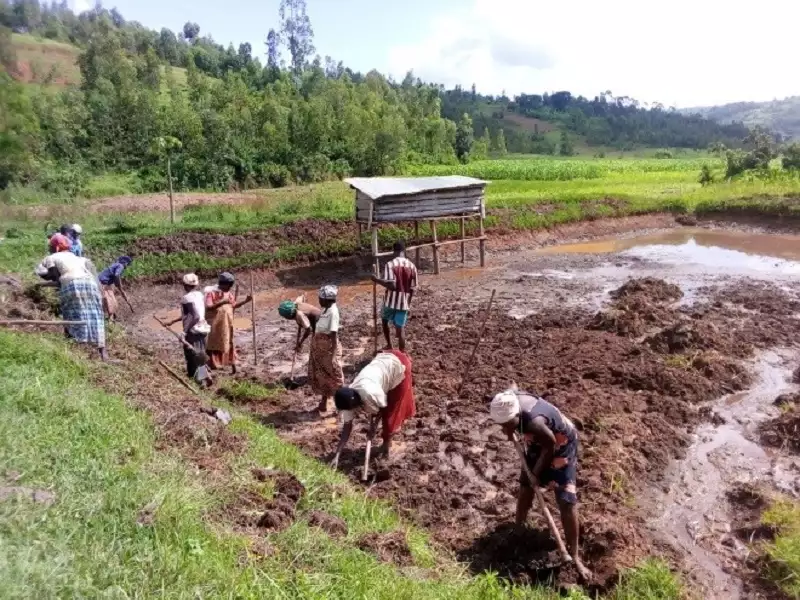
345;176;487;200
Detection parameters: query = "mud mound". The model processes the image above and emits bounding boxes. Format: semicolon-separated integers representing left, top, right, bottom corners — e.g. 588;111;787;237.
609;277;682;304
647;320;752;359
254;470;305;533
357;531;414;567
759;408;800;454
689;352;751;392
307;510;348;538
718;281;800;314
589;278;681;338
130;218;354;259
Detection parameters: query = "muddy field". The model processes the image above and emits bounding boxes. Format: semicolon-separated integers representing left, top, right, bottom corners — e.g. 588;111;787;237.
10;216;800;597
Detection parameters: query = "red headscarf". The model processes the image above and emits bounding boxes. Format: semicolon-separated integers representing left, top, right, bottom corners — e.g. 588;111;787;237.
49;233;72;253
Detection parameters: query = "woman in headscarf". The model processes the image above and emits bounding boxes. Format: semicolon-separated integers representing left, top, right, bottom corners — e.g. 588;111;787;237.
278;294;321;351
308;285;344;412
98;256;133;321
35;234;108;360
204;272;251;374
164;273;213;387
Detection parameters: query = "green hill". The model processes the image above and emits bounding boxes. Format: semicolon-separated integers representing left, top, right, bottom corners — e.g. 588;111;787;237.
10;33;80;85
684;97;800;140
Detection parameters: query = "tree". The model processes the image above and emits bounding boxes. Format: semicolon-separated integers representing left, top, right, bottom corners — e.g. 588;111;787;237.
279;0;314;75
455;112;473;163
0;71;39;188
0;24;15;74
182;21;199;41
266;28;280;69
782;143;800;170
471;126;489;160
559;130;574;156
151;136;183;223
698;164;714;186
494;128;507;156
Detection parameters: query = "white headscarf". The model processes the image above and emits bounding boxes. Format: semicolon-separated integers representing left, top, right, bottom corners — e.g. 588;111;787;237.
319;284;338;300
489;390;521;424
182;273;199;286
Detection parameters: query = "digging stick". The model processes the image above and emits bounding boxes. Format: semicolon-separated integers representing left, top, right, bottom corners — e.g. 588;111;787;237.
250;272;257;365
362;416;377;481
456;289;496;396
512;434;572;563
154;316;205;360
159;360;202;398
122;294;135;314
0;319;86;326
289;348;297;383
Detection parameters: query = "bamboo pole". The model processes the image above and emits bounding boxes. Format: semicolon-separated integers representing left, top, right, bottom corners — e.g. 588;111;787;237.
414;221;420;266
460;217;466;264
371;227;379;355
431;220;439;275
456;289;496;395
479;213;486;268
250;271;257;365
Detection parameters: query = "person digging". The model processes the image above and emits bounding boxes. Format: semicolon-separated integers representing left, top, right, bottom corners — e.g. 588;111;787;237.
330;349;415;468
489;386;592;582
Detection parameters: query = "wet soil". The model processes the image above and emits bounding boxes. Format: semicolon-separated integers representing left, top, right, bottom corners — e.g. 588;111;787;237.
307;510;348;538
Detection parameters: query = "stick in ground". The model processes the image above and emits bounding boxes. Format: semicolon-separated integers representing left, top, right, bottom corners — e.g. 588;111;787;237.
456;289;496;396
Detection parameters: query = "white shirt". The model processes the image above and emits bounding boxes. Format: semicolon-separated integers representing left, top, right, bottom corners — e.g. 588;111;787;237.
316;304;340;334
181;290;209;334
35;251;93;283
340;352;406;424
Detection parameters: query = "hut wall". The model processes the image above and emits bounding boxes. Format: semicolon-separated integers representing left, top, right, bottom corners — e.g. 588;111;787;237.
356;186;484;223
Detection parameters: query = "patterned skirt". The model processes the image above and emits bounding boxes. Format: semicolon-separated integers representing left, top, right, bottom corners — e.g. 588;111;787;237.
59;278;106;347
308;333;344;396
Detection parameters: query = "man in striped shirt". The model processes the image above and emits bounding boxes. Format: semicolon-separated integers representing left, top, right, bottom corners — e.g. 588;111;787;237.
372;241;418;352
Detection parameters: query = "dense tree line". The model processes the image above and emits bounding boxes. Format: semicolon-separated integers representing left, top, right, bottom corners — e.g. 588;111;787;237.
0;0;756;196
442;88;751;153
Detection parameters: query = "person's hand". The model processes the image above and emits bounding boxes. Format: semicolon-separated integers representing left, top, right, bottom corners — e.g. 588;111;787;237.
245;295;253;303
295;343;302;353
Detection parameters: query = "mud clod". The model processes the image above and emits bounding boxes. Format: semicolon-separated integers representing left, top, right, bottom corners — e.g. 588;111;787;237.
357;531;414;566
307;510;348;538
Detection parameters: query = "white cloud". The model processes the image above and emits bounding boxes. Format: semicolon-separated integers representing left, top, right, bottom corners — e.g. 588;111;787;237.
387;0;800;107
69;0;92;14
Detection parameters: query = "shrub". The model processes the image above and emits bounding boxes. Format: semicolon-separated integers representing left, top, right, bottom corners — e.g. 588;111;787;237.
654;150;673;159
698;164;714;186
782;143;800;170
256;163;291;188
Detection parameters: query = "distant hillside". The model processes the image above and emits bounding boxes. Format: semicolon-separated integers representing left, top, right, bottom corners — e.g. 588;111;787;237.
685;98;800;140
10;33;80;85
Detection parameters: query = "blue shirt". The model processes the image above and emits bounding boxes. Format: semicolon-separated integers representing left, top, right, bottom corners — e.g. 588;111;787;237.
70;239;83;257
98;262;125;285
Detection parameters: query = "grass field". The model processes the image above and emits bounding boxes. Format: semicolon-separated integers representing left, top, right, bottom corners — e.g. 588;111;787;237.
760;499;800;598
3;156;800;279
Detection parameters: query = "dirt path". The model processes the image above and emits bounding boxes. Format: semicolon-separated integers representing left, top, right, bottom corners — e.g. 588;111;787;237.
114;216;800;595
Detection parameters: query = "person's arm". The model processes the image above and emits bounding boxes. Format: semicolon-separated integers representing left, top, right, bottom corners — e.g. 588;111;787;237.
371;274;395;290
233;295;253;309
164;315;182;326
296;324;312;351
207;296;231;310
528;417;557;482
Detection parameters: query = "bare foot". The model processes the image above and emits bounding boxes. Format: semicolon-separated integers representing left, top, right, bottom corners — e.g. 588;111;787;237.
316;402;328;413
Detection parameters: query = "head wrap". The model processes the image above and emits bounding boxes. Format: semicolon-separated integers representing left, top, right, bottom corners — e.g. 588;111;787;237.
334;387;362;411
183;273;199;286
49;233;72;253
71;223;83;235
278;300;297;319
118;255;133;266
489;390;521;425
218;272;235;285
318;284;338;300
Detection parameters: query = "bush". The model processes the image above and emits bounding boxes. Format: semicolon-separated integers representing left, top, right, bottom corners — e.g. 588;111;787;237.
37;161;90;199
256;163;291;188
294;153;332;184
654;150;673;159
330;158;351;180
782;143;800;170
698;164;714;186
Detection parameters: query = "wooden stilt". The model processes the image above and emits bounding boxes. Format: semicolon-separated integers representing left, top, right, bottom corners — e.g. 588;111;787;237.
431;220;440;275
356;222;363;249
479;215;486;268
371;227;379;354
460;217;466;264
414;221;420;266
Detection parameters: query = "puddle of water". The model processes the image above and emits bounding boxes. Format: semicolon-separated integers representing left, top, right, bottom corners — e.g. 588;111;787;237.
649;351;798;600
537;228;800;276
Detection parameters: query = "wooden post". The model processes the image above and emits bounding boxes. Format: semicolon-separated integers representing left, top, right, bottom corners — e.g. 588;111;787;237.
167;155;175;225
371;227;379;354
356;222;363;249
479;214;486;268
460;217;466;264
431;220;440;275
250;271;257;366
414;221;420;266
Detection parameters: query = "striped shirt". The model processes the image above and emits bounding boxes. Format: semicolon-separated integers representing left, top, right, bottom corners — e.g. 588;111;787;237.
382;256;418;311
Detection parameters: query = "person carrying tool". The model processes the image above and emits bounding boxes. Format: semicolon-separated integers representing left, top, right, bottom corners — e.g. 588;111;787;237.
332;349;415;462
98;256;133;321
204;272;251;374
309;285;344;413
489;387;592;582
164;273;212;387
278;294;321;352
69;224;84;257
372;241;418;352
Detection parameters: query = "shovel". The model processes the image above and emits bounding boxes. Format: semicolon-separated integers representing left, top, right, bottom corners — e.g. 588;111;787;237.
155;316;208;363
512;433;573;564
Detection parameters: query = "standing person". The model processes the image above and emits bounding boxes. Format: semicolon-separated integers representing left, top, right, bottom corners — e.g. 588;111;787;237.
488;387;592;582
332;349;415;460
372;241;418;352
204;272;251;374
164;273;212;387
69;224;84;257
98;256;133;321
309;285;344;413
35;234;108;361
278;294;321;351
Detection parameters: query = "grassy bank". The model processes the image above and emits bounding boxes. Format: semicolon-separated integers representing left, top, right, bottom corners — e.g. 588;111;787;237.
0;329;682;599
760;500;800;598
4;157;800;280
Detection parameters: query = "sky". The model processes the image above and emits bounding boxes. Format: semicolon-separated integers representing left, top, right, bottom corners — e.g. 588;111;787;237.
68;0;798;108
